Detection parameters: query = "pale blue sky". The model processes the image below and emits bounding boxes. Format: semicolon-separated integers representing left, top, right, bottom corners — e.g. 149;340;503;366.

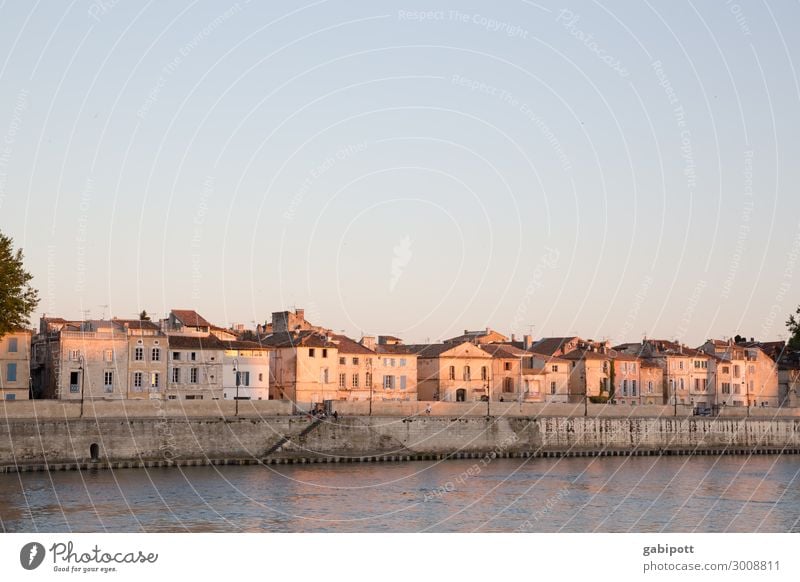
1;0;799;345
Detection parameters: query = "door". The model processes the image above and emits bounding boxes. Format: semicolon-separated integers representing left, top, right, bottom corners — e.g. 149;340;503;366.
456;389;466;402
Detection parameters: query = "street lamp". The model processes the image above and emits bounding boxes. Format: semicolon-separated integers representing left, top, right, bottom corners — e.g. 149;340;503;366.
79;354;86;418
233;357;240;417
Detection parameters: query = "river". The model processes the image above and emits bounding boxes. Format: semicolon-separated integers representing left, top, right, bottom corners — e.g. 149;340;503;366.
1;455;799;532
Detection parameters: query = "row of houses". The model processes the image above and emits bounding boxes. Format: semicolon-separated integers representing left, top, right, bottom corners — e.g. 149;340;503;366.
0;307;798;409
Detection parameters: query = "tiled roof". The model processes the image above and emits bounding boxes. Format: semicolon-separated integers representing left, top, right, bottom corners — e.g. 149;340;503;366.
332;334;375;355
562;348;609;361
168;335;225;350
113;319;161;331
260;331;336;349
478;344;527;359
530;337;579;356
171;309;212;328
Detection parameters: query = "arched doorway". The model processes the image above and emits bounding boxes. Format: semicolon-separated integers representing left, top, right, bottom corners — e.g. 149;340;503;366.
90;443;100;461
456;389;466;402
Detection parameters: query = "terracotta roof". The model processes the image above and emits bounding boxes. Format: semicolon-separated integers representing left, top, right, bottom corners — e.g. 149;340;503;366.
171;309;212;328
375;344;418;355
526;351;570;364
562;348;609;361
216;339;270;351
113;319;161;331
403;342;493;358
168;335;225;350
260;331;336;349
332;334;375;355
479;344;527;359
444;328;509;344
530;337;579;356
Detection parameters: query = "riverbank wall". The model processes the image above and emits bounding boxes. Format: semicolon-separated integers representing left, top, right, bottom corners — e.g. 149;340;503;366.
2;401;800;472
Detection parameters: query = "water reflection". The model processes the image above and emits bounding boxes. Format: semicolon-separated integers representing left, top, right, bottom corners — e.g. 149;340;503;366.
1;456;799;532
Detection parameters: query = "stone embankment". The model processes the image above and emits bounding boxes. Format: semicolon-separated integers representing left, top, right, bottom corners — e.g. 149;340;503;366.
2;401;799;473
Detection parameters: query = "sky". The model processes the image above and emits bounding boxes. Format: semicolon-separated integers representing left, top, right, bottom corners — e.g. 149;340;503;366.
1;0;799;346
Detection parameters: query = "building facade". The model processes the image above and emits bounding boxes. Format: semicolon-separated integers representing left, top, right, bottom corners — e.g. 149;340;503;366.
0;330;31;401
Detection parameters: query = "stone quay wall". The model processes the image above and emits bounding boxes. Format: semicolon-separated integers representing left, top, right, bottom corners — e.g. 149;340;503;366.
2;401;800;472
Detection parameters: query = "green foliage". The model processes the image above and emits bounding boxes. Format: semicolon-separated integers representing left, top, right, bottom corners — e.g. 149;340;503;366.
787;306;800;350
589;395;609;404
0;231;39;338
608;359;616;399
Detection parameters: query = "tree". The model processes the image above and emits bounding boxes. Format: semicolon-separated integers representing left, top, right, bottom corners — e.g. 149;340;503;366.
139;310;151;321
787;306;800;350
0;231;39;338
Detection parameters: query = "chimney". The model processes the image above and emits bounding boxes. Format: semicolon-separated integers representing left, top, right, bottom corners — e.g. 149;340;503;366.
360;336;376;350
464;329;469;335
750;337;754;343
296;308;305;320
523;335;532;350
485;327;490;334
511;333;516;342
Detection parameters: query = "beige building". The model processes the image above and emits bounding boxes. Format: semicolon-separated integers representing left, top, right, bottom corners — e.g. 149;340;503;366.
613;353;642;405
120;319;168;400
0;330;32;401
563;348;611;403
32;318;130;401
265;331;339;407
522;352;570;403
167;335;224;400
412;341;493;402
639;361;664;405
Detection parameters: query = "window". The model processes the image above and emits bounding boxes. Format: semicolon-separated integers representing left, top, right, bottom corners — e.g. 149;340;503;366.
104;349;113;363
722;382;731;394
749;365;755;374
679;361;684;370
237;371;250;387
623;362;628;372
552;365;558;372
134;347;144;361
648;381;653;393
622;380;628;396
383;375;395;389
133;372;143;391
734;365;740;378
463;366;471;381
339;357;346;365
70;349;81;361
70;371;80;392
399;358;405;367
309;348;315;357
550;382;556;395
680;378;684;390
151;347;161;362
365;372;372;386
321;368;329;383
391;358;396;367
322;349;328;358
722;366;729;374
190;368;198;384
258;373;263;382
481;366;488;380
150;372;160;389
400;375;407;390
7;363;17;382
449;366;455;380
104;371;113;393
8;338;18;352
632;380;637;396
503;377;514;393
352;374;359;388
172;368;180;383
632;363;636;371
504;362;511;371
694;379;700;391
5;393;15;400
339;373;346;388
172;352;181;361
190;352;197;361
602;362;608;373
353;357;360;365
